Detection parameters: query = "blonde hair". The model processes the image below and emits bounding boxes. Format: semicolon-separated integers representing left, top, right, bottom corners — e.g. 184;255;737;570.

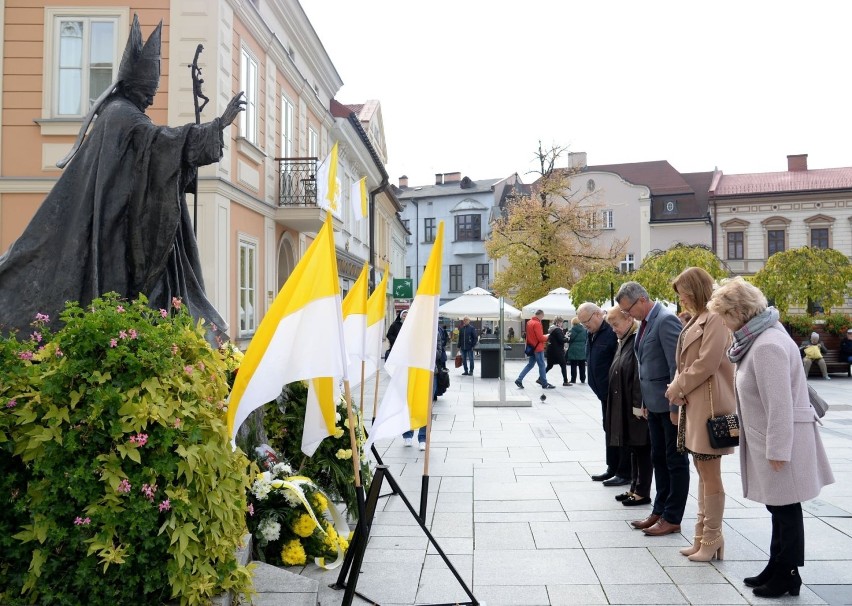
571;316;580;326
672;267;714;313
707;277;767;327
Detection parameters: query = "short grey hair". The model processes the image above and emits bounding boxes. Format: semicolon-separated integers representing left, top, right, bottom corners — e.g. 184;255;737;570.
576;302;601;317
615;281;649;305
707;277;767;326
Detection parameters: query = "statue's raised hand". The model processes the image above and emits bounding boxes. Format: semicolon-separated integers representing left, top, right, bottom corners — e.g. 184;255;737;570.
220;92;246;128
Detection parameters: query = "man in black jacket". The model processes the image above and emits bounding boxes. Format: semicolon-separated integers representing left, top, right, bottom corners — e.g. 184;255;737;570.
457;316;479;376
578;302;630;486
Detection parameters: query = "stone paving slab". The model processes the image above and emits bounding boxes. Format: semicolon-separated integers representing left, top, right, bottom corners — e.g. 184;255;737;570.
257;362;852;605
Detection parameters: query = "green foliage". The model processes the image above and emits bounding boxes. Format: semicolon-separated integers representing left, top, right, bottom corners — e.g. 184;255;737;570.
823;312;852;336
570;266;627;306
263;382;371;519
633;244;729;303
753;246;852;314
0;295;253;606
782;313;817;338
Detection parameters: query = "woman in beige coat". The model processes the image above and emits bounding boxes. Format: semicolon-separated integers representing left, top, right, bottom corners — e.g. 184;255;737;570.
708;277;834;598
665;267;736;562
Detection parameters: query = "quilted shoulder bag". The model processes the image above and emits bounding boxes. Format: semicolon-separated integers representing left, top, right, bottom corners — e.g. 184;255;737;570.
524;343;534;356
706;380;740;449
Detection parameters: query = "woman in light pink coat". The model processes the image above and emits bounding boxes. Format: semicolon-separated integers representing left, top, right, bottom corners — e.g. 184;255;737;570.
708;278;834;599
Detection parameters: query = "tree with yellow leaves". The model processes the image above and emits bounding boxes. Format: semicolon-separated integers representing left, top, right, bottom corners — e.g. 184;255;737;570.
486;143;625;306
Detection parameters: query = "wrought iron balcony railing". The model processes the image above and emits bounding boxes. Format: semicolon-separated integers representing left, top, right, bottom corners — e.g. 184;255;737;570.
277;157;318;207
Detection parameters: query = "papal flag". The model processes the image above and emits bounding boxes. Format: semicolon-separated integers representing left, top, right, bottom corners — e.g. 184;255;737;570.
366;223;443;447
352;266;388;386
351;177;368;221
227;214;347;450
315;142;340;212
342;263;369;379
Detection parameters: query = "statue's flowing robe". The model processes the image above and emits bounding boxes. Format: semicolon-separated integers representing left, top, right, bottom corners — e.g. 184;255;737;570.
0;95;227;339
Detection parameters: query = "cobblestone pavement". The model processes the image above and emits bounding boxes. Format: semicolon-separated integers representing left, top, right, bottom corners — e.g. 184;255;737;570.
299;360;852;606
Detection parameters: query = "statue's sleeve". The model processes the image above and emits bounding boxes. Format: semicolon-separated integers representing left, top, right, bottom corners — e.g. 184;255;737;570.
183;118;224;168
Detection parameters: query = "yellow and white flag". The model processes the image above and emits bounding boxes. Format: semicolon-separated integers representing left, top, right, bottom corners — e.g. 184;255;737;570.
358;267;388;385
351;177;368;221
366;223;444;447
342;263;369;380
315;142;340;212
302;377;341;456
227;214;347;452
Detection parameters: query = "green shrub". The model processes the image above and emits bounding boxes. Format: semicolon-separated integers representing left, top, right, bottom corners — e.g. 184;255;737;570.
0;295;253;605
822;312;852;336
782;313;816;338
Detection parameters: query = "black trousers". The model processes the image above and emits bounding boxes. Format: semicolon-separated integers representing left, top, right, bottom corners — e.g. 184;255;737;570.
629;444;653;497
600;399;630;477
647;410;690;524
546;355;568;383
766;503;805;568
569;360;586;383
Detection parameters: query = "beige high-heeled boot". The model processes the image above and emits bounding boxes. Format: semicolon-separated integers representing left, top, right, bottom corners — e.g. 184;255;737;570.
688;491;725;562
680;479;705;556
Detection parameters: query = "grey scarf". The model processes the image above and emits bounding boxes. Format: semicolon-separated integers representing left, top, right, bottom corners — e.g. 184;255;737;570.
727;307;780;363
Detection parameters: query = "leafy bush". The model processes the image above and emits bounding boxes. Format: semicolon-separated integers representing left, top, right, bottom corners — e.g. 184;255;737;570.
0;295;253;605
782;313;816;338
822;312;852;336
263;382;371;518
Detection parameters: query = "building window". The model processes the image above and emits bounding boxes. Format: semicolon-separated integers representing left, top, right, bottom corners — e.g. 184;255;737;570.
601;209;614;229
727;232;744;260
308;127;318;158
455;214;481;241
54;16;119;117
281;95;294;157
811;228;829;249
424;218;436;243
449;265;463;292
476;264;489;289
238;239;258;336
767;229;785;256
405;266;411;279
619;253;635;273
239;48;258;144
664;200;677;213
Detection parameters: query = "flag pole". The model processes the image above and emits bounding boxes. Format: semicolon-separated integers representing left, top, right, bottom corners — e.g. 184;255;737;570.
343;379;367;520
419;376;434;522
359;362;366;418
371;364;381;423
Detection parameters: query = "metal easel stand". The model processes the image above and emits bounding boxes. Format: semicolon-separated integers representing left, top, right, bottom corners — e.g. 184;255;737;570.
332;465;479;606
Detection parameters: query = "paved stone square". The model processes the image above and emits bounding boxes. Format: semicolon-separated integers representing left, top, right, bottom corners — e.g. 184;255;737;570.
298;360;852;605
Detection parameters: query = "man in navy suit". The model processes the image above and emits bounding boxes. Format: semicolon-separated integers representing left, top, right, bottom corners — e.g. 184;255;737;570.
617;281;688;537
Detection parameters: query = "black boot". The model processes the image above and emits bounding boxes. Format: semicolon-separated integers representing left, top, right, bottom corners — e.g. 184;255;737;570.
752;567;802;598
744;560;775;588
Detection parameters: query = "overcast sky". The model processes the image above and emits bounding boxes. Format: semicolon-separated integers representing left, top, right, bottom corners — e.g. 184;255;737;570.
301;0;852;187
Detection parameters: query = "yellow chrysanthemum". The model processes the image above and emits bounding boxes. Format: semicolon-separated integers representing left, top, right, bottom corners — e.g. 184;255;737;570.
312;492;328;512
337;535;349;552
333;428;345;439
280;539;306;566
322;524;339;551
335;449;352;460
292;513;317;538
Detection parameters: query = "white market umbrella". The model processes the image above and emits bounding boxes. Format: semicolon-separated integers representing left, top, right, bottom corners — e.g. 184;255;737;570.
438;287;522;320
521;287;576;319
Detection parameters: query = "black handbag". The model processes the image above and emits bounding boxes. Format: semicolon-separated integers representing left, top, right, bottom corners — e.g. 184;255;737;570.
706;380;740;449
524;344;534;356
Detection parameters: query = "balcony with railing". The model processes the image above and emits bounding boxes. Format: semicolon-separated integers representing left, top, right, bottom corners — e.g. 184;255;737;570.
275;157;325;232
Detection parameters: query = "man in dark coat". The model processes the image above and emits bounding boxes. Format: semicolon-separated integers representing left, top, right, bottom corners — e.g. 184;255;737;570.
545;317;570;386
578;302;630;485
0;15;244;342
457;316;479;376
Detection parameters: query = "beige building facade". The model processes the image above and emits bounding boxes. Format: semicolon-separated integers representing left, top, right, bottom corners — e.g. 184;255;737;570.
0;1;404;345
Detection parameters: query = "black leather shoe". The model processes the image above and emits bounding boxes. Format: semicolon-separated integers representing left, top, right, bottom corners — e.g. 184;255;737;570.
744;561;775;588
535;378;544;386
602;475;630;487
514;380;524;389
543;383;556;389
752;567;801;598
622;495;651;506
615;491;632;502
591;471;615;482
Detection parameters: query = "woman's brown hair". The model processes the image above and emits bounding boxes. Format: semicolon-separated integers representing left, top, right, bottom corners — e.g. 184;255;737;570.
672;266;715;313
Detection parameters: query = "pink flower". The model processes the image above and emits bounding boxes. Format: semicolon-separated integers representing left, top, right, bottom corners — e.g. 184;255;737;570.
128;329;138;339
171;344;178;355
174;418;182;428
158;499;171;512
119;330;128;340
117;479;131;494
74;516;91;526
18;351;33;361
135;433;148;447
141;483;157;502
184;365;194;375
55;348;63;358
34;312;50;324
110;338;118;348
74;516;83;525
6;399;16;408
116;305;125;313
159;308;168;318
31;331;42;343
247;503;254;517
171;297;182;310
